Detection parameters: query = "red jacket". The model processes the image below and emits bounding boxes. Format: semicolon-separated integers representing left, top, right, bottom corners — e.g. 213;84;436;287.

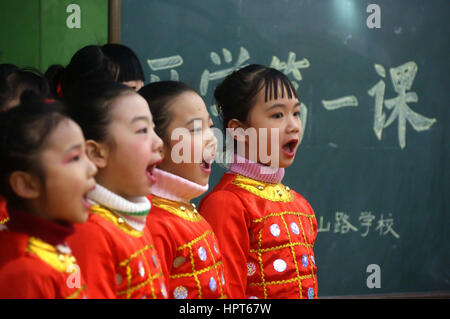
68;205;167;299
0;197;9;225
0;208;87;299
147;195;227;299
200;173;318;299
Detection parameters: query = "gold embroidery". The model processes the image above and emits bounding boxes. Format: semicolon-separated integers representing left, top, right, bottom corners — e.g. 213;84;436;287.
152;197;204;222
256;229;268;299
249;211;317;299
117;244;164;299
176;231;214;250
0;217;9;224
297;215;317;297
280;215;303;298
248;274;315;287
252;211;314;223
188;245;203;298
171;230;226;299
90;205;143;238
169;261;224;279
26;237;78;273
249;241;313;254
232;174;294;202
204;236;226;298
66;285;87;299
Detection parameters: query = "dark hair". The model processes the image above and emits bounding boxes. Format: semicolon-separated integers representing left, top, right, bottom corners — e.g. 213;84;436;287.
60;45;117;99
66;81;135;143
102;44;145;83
0;99;69;204
214;64;298;132
0;67;50;110
0;64;19;81
44;64;64;99
138;81;195;142
0;64;19;109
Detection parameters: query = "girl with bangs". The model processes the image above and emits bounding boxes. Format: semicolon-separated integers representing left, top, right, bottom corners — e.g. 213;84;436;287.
200;64;318;299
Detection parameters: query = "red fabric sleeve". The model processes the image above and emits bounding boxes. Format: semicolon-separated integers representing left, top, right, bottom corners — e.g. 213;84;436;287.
67;222;116;299
0;196;9;224
148;216;175;283
200;190;250;299
0;258;56;298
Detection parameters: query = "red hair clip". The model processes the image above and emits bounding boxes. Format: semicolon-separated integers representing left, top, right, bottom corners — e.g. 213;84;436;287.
43;98;55;104
56;79;63;98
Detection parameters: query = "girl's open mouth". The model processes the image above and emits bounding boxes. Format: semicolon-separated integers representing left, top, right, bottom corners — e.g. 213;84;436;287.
82;185;95;210
282;139;298;158
200;160;212;174
146;164;158;183
146;159;162;184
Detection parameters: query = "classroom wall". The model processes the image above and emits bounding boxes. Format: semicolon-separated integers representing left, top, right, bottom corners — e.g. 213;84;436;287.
0;0;108;72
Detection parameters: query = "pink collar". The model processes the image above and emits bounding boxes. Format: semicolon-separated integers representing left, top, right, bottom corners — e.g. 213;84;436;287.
228;153;285;184
151;168;208;203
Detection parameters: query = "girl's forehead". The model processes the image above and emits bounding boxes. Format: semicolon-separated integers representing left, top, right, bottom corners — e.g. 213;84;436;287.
169;91;208;118
111;93;151;121
42;119;84;154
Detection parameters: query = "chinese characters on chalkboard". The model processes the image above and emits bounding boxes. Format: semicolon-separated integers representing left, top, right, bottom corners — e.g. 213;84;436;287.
317;211;400;239
146;48;436;150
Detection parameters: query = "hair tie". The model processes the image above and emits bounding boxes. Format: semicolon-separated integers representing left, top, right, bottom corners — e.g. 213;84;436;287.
56;79;63;98
44;98;55;104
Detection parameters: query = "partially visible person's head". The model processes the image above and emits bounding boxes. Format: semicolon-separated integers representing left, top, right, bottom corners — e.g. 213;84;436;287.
102;43;145;91
215;64;301;168
67;81;163;199
139;81;217;186
0;98;97;223
60;45;117;99
0;67;50;111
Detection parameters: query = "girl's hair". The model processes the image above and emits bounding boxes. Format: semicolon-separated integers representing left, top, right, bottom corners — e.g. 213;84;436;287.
138;81;196;143
0;63;19;81
214;64;298;132
0;98;69;204
44;64;64;99
102;44;145;83
60;45;117;99
0;67;50;110
66;81;135;143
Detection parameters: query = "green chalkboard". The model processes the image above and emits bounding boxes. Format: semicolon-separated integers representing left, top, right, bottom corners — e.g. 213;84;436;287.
122;0;450;297
0;0;107;72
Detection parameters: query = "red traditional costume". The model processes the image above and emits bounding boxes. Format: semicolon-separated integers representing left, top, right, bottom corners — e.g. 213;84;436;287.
200;154;318;299
147;168;227;299
0;206;87;299
67;184;168;299
0;196;9;225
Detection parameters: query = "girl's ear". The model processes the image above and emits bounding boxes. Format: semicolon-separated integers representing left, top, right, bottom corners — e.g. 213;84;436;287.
85;139;109;169
227;119;249;143
9;171;42;199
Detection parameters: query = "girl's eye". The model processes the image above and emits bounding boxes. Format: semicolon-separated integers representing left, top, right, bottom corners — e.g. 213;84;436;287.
65;154;80;164
272;113;283;119
190;127;203;133
293;111;301;117
136;127;148;134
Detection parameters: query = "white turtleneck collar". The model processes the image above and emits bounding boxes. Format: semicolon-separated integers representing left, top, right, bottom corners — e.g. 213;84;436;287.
88;183;151;232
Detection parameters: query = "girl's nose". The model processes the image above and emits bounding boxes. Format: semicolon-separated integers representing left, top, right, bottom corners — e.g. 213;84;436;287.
151;130;164;154
204;128;218;152
287;114;301;134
